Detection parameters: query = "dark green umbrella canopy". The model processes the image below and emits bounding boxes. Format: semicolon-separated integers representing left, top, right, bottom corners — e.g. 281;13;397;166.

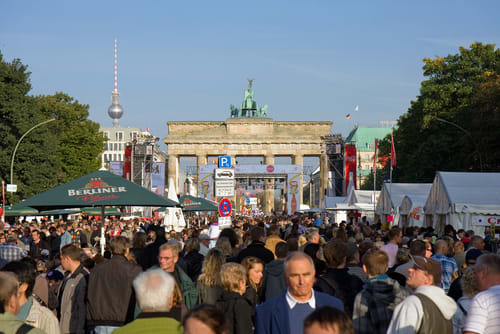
21;170;177;211
81;207;122;216
4;204;38;217
178;195;218;212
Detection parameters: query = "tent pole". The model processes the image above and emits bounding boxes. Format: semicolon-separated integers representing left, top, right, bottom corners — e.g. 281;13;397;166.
100;206;105;255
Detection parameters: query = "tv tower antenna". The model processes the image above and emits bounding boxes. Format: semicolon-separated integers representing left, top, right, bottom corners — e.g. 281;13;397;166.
108;37;124;127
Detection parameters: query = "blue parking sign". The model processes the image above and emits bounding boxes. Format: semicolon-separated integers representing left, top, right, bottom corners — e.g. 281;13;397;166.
218;156;231;168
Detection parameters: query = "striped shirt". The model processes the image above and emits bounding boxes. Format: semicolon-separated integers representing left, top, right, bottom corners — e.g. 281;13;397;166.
432;254;458;292
0;243;28;262
464;285;500;334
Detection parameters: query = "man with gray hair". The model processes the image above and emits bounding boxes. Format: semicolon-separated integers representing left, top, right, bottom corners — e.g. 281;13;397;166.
113;269;182;334
463;254;500;334
255;252;343;334
0;272;44;334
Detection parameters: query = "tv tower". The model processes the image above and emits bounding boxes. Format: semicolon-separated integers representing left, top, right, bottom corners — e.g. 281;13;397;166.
108;37;124;127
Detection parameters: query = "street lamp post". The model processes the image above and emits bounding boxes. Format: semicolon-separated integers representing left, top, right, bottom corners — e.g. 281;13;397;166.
10;118;56;185
436;117;483;171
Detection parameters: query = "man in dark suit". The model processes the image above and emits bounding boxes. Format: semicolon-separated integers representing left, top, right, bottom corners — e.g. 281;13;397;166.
255;252;344;334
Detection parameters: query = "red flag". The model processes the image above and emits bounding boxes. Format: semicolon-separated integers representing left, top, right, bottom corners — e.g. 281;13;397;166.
373;139;378;172
391;130;397;167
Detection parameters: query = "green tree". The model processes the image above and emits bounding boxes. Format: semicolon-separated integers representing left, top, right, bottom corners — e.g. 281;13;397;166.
0;52;105;204
35;93;105;183
392;43;500;182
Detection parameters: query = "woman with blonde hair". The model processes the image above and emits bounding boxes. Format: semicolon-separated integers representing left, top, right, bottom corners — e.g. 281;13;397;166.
215;237;233;260
197;248;225;304
241;256;264;312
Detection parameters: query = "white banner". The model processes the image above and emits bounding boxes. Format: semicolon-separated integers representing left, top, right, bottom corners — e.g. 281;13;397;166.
471;215;500;226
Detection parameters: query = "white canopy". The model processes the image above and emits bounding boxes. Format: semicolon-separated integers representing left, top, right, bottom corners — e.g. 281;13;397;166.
399;184;432;215
325;196;348;209
424;172;500;234
167;178;179;204
424;172;500;215
347;190;379;211
376;183;432;215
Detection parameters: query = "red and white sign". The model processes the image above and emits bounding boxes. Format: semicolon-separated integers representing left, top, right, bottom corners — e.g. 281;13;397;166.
266;165;275;173
218;198;232;217
472;215;500;226
345;145;357;193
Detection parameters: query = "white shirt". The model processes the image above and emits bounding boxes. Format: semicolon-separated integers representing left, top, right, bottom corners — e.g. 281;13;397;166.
285;289;316;309
464;285;500;334
387;285;456;334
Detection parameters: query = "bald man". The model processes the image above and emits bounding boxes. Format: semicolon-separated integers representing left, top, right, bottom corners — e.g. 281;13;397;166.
431;239;458;293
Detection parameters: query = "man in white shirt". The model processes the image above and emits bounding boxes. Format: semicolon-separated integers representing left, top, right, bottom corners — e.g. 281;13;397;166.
463;254;500;334
387;256;456;333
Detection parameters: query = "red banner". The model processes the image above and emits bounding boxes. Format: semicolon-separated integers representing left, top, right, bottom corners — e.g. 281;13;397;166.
344;145;357;194
373;139;378;172
124;145;132;181
391;130;397;167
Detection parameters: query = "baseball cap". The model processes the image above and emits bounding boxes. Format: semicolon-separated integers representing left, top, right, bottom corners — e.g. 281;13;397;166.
46;270;64;281
412;256;442;286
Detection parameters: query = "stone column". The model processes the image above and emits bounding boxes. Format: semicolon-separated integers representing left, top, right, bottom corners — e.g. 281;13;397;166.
168;154;179;194
196;155;207;198
319;153;329;208
292;154;304;210
264;154;274;215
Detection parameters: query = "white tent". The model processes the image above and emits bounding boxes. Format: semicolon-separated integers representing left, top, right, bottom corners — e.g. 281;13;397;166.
376;183;432;227
346;190;380;222
161;178;186;232
348;190;380;211
399;184;432;227
424;171;500;235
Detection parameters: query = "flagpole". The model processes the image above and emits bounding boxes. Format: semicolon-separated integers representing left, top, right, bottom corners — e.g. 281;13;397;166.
373;139;378;223
390;129;395;226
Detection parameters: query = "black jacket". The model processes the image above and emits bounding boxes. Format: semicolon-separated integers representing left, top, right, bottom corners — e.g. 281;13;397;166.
261;259;286;302
314;267;363;317
86;255;142;327
184;250;204;282
216;290;254;334
237;241;274;264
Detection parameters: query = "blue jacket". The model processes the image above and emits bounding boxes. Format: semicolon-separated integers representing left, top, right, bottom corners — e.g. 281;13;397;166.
254;290;344;334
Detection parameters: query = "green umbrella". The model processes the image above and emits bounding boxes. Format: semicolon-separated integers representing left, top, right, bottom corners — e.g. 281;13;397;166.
39;208;81;215
4;204;38;216
21;170;177;211
81;207;122;216
178;195;218;212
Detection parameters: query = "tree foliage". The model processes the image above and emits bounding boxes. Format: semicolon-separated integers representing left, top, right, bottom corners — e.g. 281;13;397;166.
390;43;500;182
0;51;104;204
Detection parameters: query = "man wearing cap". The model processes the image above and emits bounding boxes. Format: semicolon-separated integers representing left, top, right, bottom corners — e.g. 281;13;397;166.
387;256;457;333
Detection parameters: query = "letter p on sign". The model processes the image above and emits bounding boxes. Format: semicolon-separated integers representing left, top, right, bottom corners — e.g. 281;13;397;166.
218;156;231;168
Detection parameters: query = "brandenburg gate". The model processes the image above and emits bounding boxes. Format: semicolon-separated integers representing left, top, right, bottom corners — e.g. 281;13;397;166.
164;81;333;215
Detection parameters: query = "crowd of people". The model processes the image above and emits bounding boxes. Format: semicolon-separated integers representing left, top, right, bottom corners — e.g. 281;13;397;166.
1;213;500;334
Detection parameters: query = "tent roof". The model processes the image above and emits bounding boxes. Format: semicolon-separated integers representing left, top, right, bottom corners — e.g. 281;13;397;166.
425;171;500;214
376;183;432;214
348;190;379;206
325;196;347;209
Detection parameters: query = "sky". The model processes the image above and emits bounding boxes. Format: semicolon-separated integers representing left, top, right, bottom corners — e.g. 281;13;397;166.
1;0;499;152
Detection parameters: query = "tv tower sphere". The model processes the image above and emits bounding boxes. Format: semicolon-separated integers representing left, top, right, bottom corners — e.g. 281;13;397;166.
108;92;124;127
